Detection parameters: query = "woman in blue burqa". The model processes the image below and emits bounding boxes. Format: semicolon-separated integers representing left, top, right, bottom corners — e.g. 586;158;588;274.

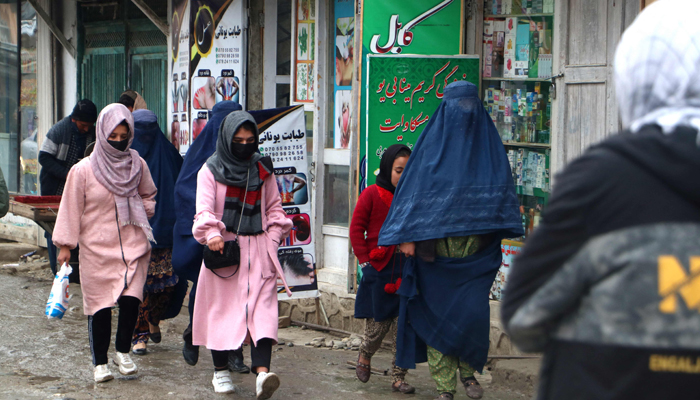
378;81;522;400
129;110;183;355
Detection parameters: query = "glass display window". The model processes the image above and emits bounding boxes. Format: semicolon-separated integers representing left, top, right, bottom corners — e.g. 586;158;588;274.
482;0;554;241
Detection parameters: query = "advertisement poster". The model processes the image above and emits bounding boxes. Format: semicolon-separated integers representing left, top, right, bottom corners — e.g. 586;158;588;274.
333;0;354;148
257;106;318;300
293;0;316;103
190;0;247;152
170;0;191;155
365;54;479;185
491;240;523;300
358;0;464;191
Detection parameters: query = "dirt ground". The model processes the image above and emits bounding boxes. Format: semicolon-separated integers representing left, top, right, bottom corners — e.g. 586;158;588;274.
0;264;529;400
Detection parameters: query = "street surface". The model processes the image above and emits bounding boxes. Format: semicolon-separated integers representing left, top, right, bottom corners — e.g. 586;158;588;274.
0;266;528;399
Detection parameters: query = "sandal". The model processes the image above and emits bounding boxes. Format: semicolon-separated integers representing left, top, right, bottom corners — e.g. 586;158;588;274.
461;377;484;399
434;393;453;400
392;381;416;394
356;355;371;383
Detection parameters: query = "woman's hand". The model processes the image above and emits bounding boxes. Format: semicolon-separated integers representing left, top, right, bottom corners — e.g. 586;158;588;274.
57;246;72;266
399;242;415;257
207;236;224;254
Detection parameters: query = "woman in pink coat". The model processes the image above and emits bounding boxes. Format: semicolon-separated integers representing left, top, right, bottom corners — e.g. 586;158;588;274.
53;104;157;383
193;110;292;397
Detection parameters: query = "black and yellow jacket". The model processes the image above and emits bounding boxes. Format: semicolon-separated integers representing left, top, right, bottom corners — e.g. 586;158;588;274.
502;125;700;400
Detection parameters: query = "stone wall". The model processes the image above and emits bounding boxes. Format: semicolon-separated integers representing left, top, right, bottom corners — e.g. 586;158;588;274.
279;283;524;355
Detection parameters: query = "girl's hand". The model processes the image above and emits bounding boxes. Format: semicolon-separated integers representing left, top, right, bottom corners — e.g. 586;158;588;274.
207;236;224;254
399;242;415;257
57;246;72;266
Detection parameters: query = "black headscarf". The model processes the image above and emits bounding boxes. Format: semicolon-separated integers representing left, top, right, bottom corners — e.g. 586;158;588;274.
375;144;411;194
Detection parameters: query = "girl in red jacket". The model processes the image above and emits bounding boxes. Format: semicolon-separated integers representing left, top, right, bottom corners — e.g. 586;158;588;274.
350;144;413;394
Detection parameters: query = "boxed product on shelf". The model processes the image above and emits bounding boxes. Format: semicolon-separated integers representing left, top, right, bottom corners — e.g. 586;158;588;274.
504;17;518;77
483;19;494;77
538;54;553;78
516;149;524;186
516;22;530;61
528;21;540;78
503;0;512;14
543;0;554;13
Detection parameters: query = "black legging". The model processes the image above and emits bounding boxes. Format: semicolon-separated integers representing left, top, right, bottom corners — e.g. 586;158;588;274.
88;296;141;366
212;338;273;372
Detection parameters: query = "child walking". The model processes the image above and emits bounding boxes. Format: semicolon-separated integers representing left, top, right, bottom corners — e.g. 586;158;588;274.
350;144;414;394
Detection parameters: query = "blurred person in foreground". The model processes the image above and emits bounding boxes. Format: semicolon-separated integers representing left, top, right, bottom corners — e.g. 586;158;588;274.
502;1;700;399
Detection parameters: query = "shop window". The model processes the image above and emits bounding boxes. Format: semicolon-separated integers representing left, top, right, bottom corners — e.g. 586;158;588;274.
323;164;349;227
0;1;19;193
482;1;554;242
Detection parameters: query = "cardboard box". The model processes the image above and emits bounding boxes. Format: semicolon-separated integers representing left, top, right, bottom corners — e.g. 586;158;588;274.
538;54;553;78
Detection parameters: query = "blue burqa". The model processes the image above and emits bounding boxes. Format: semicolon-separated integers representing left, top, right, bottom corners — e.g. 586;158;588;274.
131;109;186;319
378;81;523;372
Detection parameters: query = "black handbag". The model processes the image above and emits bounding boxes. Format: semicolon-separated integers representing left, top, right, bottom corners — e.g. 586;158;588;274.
202;167;250;278
203;240;241;278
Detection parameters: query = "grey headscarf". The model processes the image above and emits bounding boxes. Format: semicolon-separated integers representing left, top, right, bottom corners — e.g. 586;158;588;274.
206;110;263;189
206;110;272;235
614;0;700;141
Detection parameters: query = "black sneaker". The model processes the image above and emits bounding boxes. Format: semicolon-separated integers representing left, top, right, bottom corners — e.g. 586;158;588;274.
182;324;199;366
228;348;251;374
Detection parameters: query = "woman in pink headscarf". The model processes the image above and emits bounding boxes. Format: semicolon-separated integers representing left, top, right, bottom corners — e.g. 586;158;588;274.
53;103;157;384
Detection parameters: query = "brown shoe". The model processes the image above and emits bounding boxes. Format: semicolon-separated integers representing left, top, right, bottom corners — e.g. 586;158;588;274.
461;377;484;399
434;393;453;400
356;355;371;383
392;381;416;394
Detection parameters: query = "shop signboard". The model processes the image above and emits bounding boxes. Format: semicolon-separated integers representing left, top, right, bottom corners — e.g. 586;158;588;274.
358;0;463;190
365;54;479;185
169;0;191;155
257;105;318;300
189;0;247;153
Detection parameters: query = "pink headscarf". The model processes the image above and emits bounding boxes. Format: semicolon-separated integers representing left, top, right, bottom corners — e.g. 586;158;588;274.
90;103;154;242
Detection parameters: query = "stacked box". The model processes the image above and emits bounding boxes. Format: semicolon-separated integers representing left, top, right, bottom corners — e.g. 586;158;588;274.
503;17;518;77
516;149;525;186
543;0;554;13
536;153;546;189
483;19;494;77
533;0;543;13
503;0;512;14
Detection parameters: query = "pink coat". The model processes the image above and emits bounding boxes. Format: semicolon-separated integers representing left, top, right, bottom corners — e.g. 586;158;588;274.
192;165;292;351
52;157;157;315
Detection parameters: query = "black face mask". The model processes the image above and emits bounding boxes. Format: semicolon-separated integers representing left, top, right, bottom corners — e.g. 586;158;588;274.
231;142;257;160
108;139;129;152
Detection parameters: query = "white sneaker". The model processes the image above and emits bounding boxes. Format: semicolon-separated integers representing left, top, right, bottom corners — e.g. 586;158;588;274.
113;351;138;375
212;370;235;394
256;371;280;400
94;364;114;383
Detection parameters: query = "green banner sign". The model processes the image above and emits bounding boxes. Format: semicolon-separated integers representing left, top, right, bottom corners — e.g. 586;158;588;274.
365;55;479;185
358;0;464;191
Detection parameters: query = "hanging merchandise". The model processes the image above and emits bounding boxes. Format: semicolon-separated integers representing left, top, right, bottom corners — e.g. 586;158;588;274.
293;0;316;103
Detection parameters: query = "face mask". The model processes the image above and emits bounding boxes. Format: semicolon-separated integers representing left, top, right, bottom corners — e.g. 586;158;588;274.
231;142;257;160
108;139;129;152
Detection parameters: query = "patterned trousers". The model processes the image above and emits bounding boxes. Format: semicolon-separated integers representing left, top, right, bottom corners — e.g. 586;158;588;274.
359;317;407;383
427;346;476;394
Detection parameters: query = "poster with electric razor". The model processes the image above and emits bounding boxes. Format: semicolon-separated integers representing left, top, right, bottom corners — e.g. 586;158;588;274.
257;106;318;299
190;0;247;153
169;0;191;155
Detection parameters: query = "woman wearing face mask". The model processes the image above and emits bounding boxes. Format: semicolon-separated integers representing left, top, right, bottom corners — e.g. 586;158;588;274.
52;104;157;383
350;144;414;394
192;111;292;397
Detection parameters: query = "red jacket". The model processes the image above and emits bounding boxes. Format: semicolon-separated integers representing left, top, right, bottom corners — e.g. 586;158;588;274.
349;185;396;271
